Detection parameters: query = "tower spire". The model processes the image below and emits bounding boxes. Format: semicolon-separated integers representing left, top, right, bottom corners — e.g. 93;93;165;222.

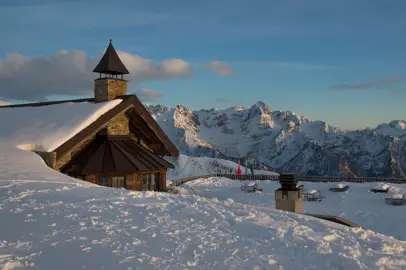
93;40;129;76
93;40;129;102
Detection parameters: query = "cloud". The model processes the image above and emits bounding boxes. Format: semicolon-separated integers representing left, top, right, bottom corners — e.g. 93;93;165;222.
0;50;194;100
135;88;164;102
392;89;406;95
272;62;334;71
331;74;406;91
215;97;237;103
201;61;237;76
376;75;406;85
330;83;373;89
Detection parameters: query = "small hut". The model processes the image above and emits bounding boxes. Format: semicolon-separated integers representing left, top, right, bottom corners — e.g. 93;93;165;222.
329;183;349;192
385;193;404;206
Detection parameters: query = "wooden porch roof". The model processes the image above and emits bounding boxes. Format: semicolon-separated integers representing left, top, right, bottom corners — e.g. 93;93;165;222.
61;135;174;175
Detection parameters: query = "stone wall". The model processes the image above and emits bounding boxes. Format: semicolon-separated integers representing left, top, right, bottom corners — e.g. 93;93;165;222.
36;151;57;168
94;78;127;102
107;112;129;135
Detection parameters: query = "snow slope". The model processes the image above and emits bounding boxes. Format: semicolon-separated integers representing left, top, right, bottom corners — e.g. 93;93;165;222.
184;177;406;241
1;146;406;269
0;99;122;151
147;103;406;178
166;154;278;180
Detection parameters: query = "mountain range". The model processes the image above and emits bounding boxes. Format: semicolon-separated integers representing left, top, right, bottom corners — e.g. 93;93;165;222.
147;102;406;178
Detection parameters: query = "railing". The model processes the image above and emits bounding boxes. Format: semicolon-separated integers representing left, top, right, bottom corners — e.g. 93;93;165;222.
170;174;406;186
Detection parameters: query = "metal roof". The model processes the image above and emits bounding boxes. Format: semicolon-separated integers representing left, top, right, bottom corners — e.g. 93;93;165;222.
61;135;174;175
92;40;130;75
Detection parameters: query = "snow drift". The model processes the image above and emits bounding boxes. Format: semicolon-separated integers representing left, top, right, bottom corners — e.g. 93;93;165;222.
1;144;406;269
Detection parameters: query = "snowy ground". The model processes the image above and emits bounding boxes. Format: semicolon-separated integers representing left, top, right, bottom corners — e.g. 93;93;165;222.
184;177;406;241
1;146;406;269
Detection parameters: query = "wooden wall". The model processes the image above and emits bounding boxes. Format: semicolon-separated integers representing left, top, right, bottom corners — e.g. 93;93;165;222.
83;170;167;192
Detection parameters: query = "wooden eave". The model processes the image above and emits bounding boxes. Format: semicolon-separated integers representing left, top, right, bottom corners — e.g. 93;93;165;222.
54;95;179;161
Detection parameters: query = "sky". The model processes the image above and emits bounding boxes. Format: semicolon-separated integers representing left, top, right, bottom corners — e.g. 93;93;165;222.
0;0;405;130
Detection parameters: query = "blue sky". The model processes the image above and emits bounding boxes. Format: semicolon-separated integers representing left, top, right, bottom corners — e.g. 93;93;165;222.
0;0;405;130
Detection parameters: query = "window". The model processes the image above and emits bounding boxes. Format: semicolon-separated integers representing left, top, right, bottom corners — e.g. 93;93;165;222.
111;176;126;188
97;176;126;188
142;173;160;191
97;176;110;187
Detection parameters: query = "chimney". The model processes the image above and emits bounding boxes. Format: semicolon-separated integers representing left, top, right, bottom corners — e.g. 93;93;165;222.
92;39;129;102
275;173;303;213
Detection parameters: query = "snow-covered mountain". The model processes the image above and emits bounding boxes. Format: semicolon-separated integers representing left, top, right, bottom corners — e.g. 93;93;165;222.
147;102;406;177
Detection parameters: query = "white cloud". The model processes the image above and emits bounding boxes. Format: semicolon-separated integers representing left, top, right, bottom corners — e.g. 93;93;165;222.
201;61;237;76
0;50;194;100
135;88;164;102
215;97;236;103
271;62;334;71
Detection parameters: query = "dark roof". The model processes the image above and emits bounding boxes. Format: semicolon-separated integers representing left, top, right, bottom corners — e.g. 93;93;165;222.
0;98;93;108
61;135;174;175
93;40;129;75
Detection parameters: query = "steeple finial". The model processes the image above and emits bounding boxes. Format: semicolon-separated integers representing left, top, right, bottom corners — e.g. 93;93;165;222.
92;40;129;75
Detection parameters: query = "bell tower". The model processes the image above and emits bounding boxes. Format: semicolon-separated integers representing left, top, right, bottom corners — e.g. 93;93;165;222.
93;39;130;102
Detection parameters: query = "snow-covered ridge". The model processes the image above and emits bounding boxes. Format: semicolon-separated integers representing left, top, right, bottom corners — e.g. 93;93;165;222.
146;102;406;177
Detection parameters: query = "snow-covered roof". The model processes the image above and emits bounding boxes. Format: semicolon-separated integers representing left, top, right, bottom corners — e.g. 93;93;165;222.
336;183;348;188
389;193;404;199
375;183;390;190
0;99;122;152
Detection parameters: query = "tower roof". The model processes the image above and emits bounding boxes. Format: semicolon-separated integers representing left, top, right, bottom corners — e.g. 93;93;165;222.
93;40;129;75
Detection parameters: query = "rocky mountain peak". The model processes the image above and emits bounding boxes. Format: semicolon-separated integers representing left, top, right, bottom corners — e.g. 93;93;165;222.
146;101;406;177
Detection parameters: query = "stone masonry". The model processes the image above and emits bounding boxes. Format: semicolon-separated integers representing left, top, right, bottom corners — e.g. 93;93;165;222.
107;112;129;135
36;151;57;168
94;78;127;102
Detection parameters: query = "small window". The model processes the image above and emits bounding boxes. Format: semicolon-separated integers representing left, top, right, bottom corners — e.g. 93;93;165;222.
97;176;126;188
97;176;110;187
142;173;160;191
111;176;126;188
142;174;149;191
